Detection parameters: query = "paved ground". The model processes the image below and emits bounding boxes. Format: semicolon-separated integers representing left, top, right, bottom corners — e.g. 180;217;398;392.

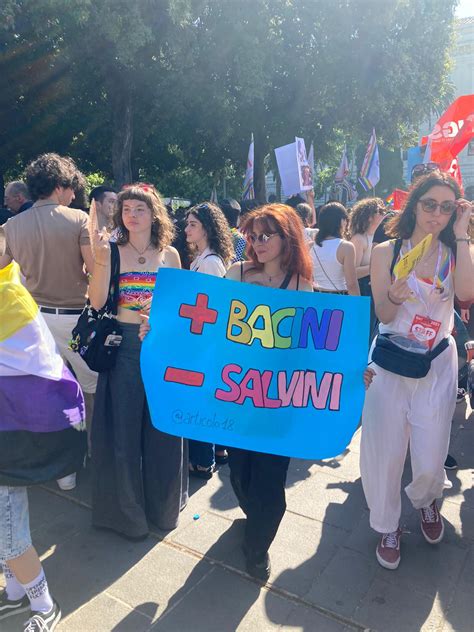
2;400;473;632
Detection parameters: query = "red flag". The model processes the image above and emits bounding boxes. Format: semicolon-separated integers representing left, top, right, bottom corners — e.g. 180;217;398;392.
393;189;408;211
421;95;474;167
448;113;474;159
447;157;463;191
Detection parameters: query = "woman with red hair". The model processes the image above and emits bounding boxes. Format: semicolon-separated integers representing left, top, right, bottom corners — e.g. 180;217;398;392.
225;204;313;581
139;203;313;579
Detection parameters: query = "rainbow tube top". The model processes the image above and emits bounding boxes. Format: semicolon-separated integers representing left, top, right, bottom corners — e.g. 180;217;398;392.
118;271;157;311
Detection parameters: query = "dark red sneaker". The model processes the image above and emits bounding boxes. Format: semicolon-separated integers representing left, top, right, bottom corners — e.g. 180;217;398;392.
376;528;402;570
420;501;444;544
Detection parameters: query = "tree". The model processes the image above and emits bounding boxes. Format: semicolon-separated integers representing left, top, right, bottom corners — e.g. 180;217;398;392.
165;0;457;200
0;0;458;200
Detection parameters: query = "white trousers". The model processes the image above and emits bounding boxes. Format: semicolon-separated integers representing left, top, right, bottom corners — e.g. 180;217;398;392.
360;338;457;534
41;310;98;394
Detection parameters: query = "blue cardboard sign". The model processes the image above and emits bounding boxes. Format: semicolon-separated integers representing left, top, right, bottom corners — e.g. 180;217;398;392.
141;269;370;459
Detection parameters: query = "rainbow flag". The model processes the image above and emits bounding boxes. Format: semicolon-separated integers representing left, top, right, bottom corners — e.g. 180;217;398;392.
359;128;380;191
385;193;394;206
0;263;86;485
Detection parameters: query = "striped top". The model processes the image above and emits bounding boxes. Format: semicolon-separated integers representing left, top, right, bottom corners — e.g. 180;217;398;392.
118;271;157;311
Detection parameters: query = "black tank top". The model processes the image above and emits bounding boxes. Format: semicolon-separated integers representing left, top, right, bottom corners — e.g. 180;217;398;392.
240;262;300;289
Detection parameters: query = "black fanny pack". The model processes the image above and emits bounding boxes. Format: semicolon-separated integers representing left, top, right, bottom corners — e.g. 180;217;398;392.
372;334;449;379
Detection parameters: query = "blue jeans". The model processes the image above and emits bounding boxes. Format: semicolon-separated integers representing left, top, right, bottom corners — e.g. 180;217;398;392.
0;486;32;562
189;441;215;470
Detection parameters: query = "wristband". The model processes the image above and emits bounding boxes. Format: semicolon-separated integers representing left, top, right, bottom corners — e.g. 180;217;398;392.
94;260;109;267
455;238;470;243
387;291;404;306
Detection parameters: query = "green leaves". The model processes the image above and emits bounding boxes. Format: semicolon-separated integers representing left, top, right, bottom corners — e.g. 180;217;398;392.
0;0;458;198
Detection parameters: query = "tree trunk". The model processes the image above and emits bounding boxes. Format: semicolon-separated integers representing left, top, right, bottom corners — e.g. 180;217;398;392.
110;79;133;189
253;131;267;204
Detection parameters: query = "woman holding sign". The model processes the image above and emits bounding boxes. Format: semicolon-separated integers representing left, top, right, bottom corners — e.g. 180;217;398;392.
225;204;313;581
88;185;188;540
361;171;473;570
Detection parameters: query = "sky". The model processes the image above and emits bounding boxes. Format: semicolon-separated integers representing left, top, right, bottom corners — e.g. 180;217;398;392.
456;0;474;18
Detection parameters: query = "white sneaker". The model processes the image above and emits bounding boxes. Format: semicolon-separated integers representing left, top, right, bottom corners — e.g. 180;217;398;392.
56;473;76;491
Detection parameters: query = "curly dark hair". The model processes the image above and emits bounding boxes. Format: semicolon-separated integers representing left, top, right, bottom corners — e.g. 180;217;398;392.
186;202;234;265
349;197;385;236
386;170;461;250
114;185;175;251
25;153;83;200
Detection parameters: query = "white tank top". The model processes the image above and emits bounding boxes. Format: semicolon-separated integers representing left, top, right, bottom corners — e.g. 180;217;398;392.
379;243;454;345
311;239;347;291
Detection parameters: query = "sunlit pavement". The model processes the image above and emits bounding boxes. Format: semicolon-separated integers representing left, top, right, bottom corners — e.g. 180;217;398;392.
2;401;472;631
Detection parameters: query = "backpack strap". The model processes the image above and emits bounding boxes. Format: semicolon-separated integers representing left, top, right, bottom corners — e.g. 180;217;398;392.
389;239;403;277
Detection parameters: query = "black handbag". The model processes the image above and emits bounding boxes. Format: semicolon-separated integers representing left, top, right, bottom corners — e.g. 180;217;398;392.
372;334;449;379
69;243;123;372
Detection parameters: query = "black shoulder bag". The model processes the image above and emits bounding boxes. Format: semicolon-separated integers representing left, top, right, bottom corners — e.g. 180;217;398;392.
69;243;123;372
371;239;449;379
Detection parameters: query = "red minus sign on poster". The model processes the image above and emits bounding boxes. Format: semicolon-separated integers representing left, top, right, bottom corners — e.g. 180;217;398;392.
164;367;205;387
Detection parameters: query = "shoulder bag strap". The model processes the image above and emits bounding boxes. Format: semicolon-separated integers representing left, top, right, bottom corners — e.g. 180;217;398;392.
194;252;224;272
108;242;121;315
312;243;341;292
428;337;449;360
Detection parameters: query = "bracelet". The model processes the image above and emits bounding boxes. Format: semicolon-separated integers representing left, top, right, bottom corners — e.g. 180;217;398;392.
94;260;109;267
387;291;404;306
455;237;470;243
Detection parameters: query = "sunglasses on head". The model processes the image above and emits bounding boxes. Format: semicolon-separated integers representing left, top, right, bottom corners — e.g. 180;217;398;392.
411;162;439;181
418;198;457;215
248;232;279;244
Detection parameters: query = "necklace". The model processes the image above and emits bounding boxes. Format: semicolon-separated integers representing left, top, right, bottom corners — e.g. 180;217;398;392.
266;270;285;284
128;241;152;264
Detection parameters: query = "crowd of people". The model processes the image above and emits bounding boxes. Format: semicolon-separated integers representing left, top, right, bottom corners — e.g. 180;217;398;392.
0;152;473;631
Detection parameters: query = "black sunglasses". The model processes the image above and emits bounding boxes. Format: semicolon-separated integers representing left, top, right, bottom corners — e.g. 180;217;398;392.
411;162;439;181
418;198;457;215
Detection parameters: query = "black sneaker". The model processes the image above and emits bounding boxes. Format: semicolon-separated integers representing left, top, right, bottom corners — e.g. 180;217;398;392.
0;590;29;620
23;599;61;632
444;454;458;470
245;550;271;582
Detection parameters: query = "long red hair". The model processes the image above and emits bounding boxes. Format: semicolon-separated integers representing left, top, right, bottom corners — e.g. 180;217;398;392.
241;204;313;281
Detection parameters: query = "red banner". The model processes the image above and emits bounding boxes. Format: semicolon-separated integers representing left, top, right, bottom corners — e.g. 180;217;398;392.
421;95;474;168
